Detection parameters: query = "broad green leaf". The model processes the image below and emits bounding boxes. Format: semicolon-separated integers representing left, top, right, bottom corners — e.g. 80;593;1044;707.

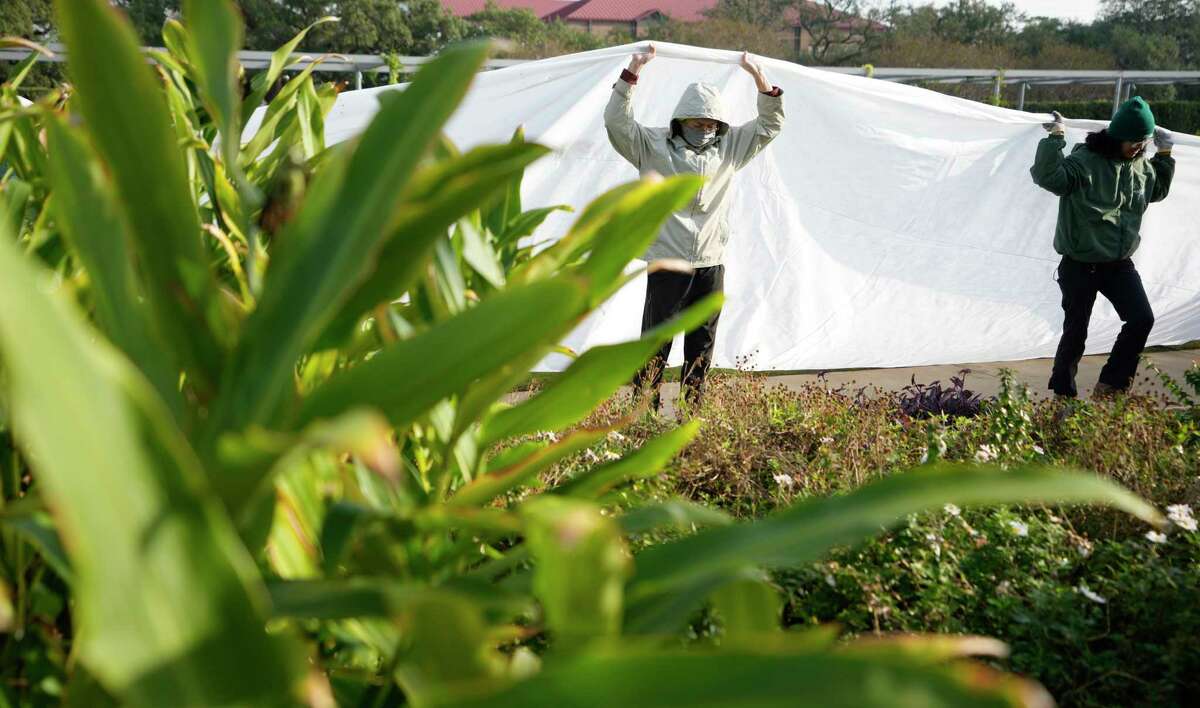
44;118;182;421
214;42;493;434
616;499;733;536
182;0;241;166
481;295;722;445
555;421;702;500
0;222;300;704
575;175;701;303
298;277;588;430
0;504;73;583
496;205;572;247
508;181;645;285
710;569;782;639
627;463;1163;629
267;579;529;621
319;141;551;347
521;497;631;655
56;0;227;393
450;428;606;509
431;647;1037;708
483;126;527;238
459;218;505;288
239;16;339;125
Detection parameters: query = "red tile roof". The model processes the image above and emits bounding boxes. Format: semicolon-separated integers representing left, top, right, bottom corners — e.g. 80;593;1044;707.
563;0;714;22
441;0;585;20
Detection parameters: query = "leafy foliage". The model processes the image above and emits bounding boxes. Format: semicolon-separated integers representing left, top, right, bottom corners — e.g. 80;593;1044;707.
0;2;1174;706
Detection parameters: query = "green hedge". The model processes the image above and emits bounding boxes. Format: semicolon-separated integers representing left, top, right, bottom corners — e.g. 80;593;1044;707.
1023;100;1200;134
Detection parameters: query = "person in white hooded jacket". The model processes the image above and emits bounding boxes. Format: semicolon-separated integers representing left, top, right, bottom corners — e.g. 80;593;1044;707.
604;43;785;409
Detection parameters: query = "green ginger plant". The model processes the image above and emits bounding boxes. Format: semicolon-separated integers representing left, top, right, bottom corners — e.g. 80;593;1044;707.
0;1;1168;705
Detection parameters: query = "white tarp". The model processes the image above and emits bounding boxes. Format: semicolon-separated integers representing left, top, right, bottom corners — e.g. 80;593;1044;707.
314;42;1200;372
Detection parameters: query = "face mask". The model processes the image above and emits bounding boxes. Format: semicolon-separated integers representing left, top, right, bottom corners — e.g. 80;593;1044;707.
682;124;718;149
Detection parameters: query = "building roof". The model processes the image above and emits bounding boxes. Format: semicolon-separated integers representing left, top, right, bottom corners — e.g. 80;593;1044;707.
563;0;711;23
441;0;585;20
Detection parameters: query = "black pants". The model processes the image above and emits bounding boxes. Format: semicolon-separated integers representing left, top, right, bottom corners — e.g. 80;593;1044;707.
633;265;724;408
1049;256;1155;397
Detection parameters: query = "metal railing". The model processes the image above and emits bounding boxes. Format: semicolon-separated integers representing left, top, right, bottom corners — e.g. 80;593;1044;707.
6;43;1200;111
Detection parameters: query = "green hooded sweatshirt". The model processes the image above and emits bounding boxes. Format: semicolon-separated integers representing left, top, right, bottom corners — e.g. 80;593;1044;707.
1030;134;1175;262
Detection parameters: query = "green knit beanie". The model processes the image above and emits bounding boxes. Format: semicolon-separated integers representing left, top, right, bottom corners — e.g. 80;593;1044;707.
1108;97;1156;141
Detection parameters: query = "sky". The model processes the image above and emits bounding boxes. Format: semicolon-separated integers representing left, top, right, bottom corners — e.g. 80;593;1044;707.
934;0;1102;22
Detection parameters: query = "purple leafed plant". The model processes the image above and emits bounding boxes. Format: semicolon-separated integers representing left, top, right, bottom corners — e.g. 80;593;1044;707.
897;371;983;419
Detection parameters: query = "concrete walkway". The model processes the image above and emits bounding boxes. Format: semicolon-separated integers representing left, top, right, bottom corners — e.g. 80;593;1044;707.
670;349;1200;402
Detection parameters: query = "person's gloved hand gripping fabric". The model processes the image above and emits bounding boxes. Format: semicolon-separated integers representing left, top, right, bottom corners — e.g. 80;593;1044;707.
604;44;785;411
1031;98;1176;401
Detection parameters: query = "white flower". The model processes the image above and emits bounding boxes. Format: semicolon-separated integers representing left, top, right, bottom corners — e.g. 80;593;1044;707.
1076;584;1107;605
820;436;835;445
825;574;837;588
943;503;961;516
1007;520;1028;537
583;449;599;463
603;450;622;461
773;473;795;490
1032;444;1045;456
974;445;998;463
920;450;929;464
535;431;559;443
1075;538;1093;558
607;431;627;443
1145;530;1168;544
1166;504;1197;532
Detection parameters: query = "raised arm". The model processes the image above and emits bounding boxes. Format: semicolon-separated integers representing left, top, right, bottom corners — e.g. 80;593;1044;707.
1149;127;1176;203
604;45;657;169
728;52;785;171
1030;111;1086;197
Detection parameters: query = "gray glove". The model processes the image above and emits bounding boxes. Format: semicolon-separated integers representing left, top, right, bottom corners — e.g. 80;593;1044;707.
1042;111;1065;135
1154;127;1174;152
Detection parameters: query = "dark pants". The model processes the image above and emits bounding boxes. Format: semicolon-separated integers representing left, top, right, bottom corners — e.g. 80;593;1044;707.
633;265;724;408
1049;256;1155;397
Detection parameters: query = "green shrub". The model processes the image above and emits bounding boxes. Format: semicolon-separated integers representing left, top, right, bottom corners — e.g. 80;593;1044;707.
1023;99;1200;134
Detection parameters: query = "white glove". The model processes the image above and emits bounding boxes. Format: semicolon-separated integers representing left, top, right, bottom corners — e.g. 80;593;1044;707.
1043;111;1065;135
1154;127;1174;153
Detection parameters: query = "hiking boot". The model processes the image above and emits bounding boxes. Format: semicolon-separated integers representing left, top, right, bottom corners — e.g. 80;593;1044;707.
1091;382;1121;400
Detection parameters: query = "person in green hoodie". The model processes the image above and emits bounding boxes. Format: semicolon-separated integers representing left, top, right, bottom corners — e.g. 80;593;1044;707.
1031;97;1176;399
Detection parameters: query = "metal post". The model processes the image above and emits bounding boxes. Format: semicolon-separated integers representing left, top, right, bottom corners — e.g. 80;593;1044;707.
1017;81;1028;111
354;70;362;91
1112;75;1124;115
1125;82;1135;101
992;75;1002;104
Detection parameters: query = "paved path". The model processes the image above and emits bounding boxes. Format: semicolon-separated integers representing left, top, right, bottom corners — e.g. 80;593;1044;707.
667;349;1200;402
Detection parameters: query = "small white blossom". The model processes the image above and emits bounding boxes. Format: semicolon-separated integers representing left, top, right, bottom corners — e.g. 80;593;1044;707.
603;450;622;461
583;449;599;463
920;450;930;464
1032;444;1045;456
1166;504;1196;532
1075;538;1093;558
825;574;837;588
1145;530;1168;544
1007;520;1029;537
773;473;796;490
535;431;559;443
820;436;835;445
943;503;961;516
1076;584;1107;605
607;431;627;443
974;445;998;463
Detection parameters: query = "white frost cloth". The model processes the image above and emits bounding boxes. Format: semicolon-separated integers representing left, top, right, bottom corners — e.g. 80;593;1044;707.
310;42;1200;371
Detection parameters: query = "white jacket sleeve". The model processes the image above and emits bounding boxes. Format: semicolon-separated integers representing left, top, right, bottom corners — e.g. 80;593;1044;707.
728;89;785;171
604;78;654;170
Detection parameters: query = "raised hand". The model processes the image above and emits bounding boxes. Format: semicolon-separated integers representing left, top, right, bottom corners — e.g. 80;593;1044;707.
740;51;772;93
628;44;655;75
1154;126;1174;154
1043;110;1065;135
